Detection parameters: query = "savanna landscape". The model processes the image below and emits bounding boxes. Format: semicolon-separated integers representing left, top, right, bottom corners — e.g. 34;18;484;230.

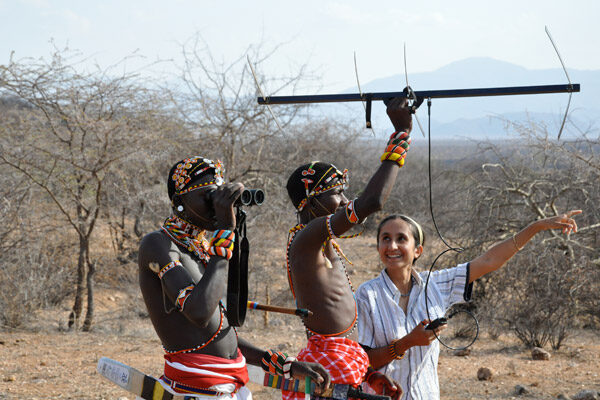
0;41;598;400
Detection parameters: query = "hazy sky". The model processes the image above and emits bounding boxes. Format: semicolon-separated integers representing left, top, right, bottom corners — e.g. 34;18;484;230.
1;0;598;92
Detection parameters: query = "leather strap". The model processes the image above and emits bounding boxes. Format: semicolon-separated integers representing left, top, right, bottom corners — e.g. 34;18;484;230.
226;208;248;326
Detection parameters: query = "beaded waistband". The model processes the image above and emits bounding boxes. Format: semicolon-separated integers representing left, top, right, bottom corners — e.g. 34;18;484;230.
160;375;235;396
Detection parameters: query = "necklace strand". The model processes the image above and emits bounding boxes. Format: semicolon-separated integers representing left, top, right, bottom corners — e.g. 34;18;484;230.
287;224;357;337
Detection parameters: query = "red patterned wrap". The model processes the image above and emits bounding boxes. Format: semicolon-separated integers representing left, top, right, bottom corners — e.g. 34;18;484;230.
282;335;370;400
162;348;249;394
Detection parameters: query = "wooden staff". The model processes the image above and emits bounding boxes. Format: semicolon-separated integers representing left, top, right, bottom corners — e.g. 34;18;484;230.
247;301;312;318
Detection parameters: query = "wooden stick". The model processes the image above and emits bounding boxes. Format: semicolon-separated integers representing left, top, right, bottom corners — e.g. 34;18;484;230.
247;301;312;317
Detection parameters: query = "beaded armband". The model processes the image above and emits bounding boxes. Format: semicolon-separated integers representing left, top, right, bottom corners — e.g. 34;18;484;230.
175;285;195;311
345;199;360;224
261;350;296;378
381;131;411;167
158;260;183;279
388;340;405;360
208;229;235;260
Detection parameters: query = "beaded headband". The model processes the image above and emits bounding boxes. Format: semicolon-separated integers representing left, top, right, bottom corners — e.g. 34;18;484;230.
170;157;224;200
296;161;348;212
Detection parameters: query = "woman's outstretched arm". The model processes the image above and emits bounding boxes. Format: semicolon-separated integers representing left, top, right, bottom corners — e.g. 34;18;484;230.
468;209;582;283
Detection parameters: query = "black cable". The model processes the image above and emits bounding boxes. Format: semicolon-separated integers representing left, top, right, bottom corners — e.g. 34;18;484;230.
426;98;460;251
423;98;479;351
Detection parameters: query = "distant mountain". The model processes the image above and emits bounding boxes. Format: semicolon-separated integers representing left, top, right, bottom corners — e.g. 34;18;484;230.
335;57;599;140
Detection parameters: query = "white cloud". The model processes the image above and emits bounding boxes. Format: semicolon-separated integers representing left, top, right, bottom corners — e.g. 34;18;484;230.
17;0;50;8
58;9;91;33
321;2;447;28
432;12;445;23
323;3;366;24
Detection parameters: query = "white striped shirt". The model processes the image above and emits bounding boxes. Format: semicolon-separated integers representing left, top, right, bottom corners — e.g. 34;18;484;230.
357;263;472;400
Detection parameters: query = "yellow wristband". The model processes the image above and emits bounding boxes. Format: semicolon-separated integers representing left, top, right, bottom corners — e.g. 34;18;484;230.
381;152;406;167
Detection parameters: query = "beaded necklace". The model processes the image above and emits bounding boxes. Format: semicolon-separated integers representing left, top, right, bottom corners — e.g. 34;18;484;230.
160;214;229;354
161;215;210;265
286;223;357;337
163;302;226;354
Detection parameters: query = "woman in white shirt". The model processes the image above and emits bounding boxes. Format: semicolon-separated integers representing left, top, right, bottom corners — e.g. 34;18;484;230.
356;211;581;399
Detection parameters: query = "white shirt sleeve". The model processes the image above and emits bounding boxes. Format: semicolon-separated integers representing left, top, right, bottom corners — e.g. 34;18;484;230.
429;262;471;309
356;285;377;348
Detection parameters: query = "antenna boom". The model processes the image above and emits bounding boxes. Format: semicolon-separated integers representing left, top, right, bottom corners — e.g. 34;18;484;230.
257;83;579;105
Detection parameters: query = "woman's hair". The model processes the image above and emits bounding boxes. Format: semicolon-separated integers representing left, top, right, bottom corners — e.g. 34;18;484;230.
376;214;426;248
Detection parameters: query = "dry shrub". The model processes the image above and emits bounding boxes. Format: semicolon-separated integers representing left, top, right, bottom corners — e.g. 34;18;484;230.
0;242;73;329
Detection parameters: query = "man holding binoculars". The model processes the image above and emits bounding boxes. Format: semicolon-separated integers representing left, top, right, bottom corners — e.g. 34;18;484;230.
235;188;265;207
137;156;330;399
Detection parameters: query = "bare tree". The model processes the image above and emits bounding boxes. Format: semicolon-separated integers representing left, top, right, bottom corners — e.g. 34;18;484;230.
0;47;176;330
0;168;74;328
459;120;599;348
169;35;319;182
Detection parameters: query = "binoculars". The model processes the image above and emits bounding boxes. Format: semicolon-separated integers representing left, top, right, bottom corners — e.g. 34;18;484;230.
234;189;265;207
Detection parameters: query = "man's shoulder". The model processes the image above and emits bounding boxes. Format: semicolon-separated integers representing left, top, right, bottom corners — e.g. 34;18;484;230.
140;230;171;254
141;229;168;243
288;219;329;254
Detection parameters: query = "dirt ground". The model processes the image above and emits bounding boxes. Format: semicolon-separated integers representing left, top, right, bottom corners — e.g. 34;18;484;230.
1;290;598;400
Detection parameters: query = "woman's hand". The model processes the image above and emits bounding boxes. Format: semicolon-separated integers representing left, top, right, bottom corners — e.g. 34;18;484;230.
405;319;446;347
290;361;331;395
534;210;582;235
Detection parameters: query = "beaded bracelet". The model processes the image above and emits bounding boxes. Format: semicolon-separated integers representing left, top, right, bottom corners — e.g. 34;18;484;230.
158;260;183;279
208;230;235;260
210;230;235;250
211;239;234;250
381;152;406;167
387;130;410;143
208;246;233;260
283;357;296;379
384;142;410;157
384;143;409;156
175;285;195;311
261;350;296;377
388;340;405;360
381;131;411;167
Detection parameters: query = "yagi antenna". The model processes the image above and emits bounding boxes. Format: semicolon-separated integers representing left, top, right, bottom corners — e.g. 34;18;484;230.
247;55;285;133
255;36;580;138
354;51;376;136
404;43;426;138
545;26;573;140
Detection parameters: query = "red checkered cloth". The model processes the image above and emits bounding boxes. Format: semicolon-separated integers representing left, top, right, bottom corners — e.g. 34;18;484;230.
162;348;249;394
282;335;369;400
